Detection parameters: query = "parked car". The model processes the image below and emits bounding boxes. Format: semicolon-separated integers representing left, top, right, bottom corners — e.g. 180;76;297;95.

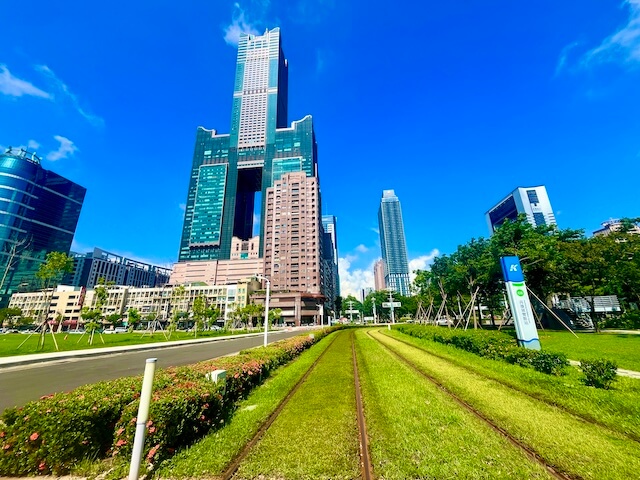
104;326;128;334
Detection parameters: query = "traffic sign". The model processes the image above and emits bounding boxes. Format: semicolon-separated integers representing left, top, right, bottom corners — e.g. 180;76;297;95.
382;302;401;308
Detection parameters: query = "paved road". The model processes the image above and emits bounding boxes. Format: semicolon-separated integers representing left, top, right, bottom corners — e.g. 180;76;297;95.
0;330;303;412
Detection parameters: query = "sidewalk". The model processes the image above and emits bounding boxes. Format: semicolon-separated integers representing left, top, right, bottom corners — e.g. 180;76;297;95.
568;360;640;379
0;331;282;369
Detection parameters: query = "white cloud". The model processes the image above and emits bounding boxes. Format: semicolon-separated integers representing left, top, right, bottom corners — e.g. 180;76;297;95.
0;65;51;99
35;65;104;126
583;0;640;66
355;244;368;253
224;4;260;46
179;203;186;213
408;249;440;284
555;41;579;75
46;135;78;161
27;139;40;150
338;255;375;299
370;227;379;235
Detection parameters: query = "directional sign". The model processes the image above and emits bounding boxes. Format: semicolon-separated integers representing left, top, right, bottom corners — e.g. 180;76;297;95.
346;309;360;314
382;302;401;308
500;256;541;350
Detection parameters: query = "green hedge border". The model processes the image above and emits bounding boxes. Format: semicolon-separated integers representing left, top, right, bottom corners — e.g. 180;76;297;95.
395;325;569;376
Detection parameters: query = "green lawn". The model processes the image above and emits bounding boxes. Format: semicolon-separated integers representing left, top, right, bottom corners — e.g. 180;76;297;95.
539;330;640;371
355;330;551;479
0;329;247;357
233;330;360;480
378;329;640;480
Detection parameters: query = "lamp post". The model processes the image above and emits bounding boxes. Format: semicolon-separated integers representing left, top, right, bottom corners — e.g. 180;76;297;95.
253;275;270;347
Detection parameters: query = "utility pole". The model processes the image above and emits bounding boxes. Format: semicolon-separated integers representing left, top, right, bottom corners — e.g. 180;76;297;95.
372;299;377;323
348;300;354;323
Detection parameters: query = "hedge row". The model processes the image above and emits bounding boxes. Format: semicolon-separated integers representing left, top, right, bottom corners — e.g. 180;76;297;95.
395;324;569;376
0;328;338;476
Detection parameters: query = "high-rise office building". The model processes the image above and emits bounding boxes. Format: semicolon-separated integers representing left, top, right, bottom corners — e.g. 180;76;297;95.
486;185;556;233
173;28;328;312
322;215;340;304
0;147;86;306
65;248;171;289
373;258;386;291
378;190;410;296
264;172;322;293
176;27;317;268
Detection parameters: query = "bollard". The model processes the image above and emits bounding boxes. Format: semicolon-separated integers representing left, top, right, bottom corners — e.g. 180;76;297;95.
128;358;157;480
388;323;391;330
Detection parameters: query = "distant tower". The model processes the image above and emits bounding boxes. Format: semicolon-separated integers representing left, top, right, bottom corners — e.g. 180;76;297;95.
373;259;386;291
486;186;556;233
322;215;340;302
378;190;410;296
0;148;86;306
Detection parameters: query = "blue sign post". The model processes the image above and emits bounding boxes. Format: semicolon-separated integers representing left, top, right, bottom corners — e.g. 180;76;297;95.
500;256;541;350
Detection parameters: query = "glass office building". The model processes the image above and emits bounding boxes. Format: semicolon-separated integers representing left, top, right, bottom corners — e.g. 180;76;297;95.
0;148;86;306
177;27;318;262
485;186;556;233
378;190;410;296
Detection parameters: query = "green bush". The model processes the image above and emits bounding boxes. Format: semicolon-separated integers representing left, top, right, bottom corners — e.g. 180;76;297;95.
396;325;569;376
579;358;618;389
0;328;340;476
603;311;640;330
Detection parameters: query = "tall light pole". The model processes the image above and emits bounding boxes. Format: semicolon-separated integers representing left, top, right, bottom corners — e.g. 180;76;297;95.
253;275;270;347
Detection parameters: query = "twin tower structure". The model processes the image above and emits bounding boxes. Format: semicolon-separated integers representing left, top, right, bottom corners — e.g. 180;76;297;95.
171;28;339;316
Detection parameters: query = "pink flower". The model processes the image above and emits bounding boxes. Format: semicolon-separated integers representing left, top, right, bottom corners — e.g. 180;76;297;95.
148;427;156;434
38;462;46;471
146;420;153;427
92;406;98;411
116;428;125;436
115;439;127;447
2;444;11;450
29;432;39;441
0;431;4;438
146;444;159;460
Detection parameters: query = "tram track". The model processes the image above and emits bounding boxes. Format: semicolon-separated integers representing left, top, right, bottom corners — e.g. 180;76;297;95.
351;331;374;480
367;329;574;480
382;329;640;444
220;332;339;480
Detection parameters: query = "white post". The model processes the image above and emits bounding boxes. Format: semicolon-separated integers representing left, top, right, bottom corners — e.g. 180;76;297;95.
128;358;157;480
263;279;270;347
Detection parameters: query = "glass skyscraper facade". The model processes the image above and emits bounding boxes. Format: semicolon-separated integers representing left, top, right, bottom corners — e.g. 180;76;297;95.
178;27;318;263
0;148;86;306
378;190;410;296
485;185;556;233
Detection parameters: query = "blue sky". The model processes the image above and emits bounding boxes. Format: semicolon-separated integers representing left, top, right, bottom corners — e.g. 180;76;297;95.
1;0;639;297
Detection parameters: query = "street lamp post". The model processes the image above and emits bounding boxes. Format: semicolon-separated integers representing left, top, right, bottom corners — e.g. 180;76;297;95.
253;275;270;347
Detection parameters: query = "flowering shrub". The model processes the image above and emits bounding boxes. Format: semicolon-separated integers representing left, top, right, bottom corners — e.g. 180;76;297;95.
0;327;340;476
396;325;568;376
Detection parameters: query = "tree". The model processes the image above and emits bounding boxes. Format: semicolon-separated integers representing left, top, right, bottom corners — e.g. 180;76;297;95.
127;308;141;330
35;252;74;289
192;295;206;338
268;308;282;325
0;307;22;328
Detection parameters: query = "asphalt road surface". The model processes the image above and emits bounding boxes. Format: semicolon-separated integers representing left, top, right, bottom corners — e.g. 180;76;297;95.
0;330;303;412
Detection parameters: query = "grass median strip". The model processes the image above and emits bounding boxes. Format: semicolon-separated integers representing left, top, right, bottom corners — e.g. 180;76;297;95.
387;328;640;442
375;329;640;480
156;332;336;478
355;329;552;479
234;330;360;480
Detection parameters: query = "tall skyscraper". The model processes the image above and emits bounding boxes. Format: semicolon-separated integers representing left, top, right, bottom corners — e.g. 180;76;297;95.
173;28;329;312
174;28;318;272
322;214;340;304
378;190;410;296
0;147;86;306
486;185;556;233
